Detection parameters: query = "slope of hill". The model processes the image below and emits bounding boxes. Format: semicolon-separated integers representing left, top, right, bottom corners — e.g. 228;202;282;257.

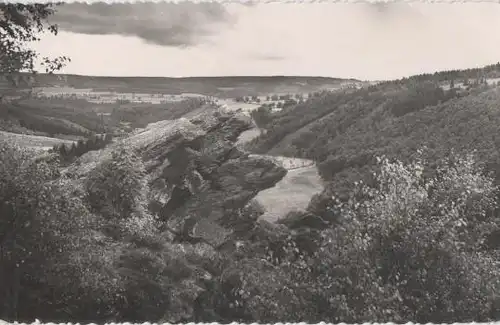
3;100;500;324
0;107;292;323
0;130;75;150
0;95;211;139
4;67;500;324
246;73;500;195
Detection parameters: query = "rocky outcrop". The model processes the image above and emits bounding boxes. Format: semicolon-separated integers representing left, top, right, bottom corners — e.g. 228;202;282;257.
141;110;287;248
72;108;287;251
60;108;287;322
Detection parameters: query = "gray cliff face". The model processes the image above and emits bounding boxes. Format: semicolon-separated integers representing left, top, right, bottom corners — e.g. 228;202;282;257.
139;110;288;248
67;109;287;250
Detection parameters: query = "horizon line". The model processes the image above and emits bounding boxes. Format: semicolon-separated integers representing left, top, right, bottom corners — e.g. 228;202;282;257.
29;72;366;81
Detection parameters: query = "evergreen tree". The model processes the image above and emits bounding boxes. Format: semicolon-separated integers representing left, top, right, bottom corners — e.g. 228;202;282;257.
75;139;85;156
59;144;67;157
104;133;113;144
69;142;77;159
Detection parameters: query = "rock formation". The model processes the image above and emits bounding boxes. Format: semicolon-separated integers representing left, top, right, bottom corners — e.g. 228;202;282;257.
69;107;287;250
57;108;288;322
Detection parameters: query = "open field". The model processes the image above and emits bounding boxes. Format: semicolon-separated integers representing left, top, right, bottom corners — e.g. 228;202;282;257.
236;128;262;146
0;130;75;150
255;160;323;223
218;99;261;112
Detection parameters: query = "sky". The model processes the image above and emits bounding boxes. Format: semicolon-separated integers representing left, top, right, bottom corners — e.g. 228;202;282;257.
33;1;500;81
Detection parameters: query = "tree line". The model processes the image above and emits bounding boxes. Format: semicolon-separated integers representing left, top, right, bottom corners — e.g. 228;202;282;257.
2;139;500;323
3;3;500;324
51;133;113;162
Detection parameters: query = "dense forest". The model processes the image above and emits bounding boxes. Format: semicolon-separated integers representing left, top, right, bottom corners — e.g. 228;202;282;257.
246;69;497;192
51;133;114;163
0;96;209;138
3;2;500;323
2;132;500;323
2;64;500;324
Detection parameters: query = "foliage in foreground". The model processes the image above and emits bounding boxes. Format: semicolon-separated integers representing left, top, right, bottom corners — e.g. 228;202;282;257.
312;151;500;322
0;141;210;323
0;3;69;78
200;150;500;323
1;139;500;323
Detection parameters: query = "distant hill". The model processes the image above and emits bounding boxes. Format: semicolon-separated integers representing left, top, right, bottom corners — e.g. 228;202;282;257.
4;64;500;324
0;96;214;139
0;73;364;141
0;74;360;98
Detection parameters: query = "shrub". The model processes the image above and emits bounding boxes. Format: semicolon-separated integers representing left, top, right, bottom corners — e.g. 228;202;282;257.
85;144;148;221
0;141;123;321
315;150;500;323
0;140;209;323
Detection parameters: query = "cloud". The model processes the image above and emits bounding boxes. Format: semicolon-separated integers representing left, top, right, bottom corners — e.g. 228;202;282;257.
50;2;234;47
360;2;424;24
36;2;500;80
248;53;287;61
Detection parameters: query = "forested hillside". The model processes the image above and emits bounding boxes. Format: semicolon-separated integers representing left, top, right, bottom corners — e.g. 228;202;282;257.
3;2;500;323
0;97;209;139
3;107;500;324
247;66;500;195
3;65;500;323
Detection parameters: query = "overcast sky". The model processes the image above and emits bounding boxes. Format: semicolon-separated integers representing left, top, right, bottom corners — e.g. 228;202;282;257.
34;1;500;81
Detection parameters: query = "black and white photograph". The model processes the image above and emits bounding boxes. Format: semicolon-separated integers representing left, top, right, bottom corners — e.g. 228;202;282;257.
2;1;500;324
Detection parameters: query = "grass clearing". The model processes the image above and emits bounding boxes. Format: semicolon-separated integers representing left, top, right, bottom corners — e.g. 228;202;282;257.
0;130;75;149
254;158;324;223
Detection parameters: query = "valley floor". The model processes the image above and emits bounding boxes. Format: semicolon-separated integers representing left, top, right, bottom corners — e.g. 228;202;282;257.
234;123;324;222
0;96;325;225
255;162;323;222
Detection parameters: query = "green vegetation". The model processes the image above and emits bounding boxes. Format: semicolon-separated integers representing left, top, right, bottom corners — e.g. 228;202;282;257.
246;69;498;193
213;152;500;323
0;3;69;77
109;97;210;129
0;96;209;140
309;152;500;322
51;133;113;163
4;10;500;321
2;138;500;323
250;105;272;129
0;141;210;322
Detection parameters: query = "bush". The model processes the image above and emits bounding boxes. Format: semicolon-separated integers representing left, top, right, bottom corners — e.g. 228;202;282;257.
0;141;123;321
314;150;500;323
85;145;149;221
